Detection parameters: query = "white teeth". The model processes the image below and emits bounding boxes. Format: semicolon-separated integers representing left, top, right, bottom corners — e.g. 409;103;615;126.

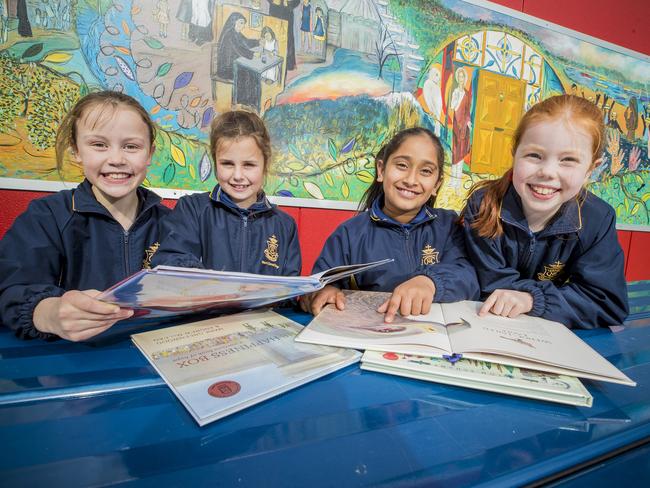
104;173;131;180
531;185;557;195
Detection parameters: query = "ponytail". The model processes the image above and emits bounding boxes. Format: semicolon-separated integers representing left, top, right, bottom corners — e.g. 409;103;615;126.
462;169;512;238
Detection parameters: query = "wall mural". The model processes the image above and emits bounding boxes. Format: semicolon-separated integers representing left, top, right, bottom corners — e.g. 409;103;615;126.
1;0;649;227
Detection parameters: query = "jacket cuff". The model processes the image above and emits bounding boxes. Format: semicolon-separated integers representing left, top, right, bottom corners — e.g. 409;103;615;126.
516;283;546;317
17;288;64;341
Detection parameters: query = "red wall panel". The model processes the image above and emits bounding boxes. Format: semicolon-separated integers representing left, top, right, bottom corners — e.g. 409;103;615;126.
625;232;650;282
298;208;355;275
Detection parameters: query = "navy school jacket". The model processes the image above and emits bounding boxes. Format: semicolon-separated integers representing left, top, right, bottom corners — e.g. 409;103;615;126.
151;185;301;276
312;199;480;302
0;179;171;340
462;184;629;329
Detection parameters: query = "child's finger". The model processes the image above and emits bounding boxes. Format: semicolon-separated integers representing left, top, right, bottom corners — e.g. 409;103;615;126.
410;297;423;316
479;294;497;316
377;299;388;313
334;291;346;310
399;295;414;317
383;296;401;323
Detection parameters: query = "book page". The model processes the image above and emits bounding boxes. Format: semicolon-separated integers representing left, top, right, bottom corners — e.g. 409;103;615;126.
442;301;633;384
296;291;452;354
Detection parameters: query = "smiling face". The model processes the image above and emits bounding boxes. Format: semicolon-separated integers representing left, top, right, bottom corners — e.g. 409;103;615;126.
376;134;442;223
215;136;265;209
512;119;596;232
73;104;153;208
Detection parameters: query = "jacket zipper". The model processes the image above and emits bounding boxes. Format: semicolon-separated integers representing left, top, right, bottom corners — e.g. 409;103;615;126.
240;215;248;272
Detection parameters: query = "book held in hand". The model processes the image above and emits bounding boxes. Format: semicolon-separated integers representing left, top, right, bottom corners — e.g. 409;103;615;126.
131;310;360;426
361;351;593;407
98;259;391;319
295;290;636;387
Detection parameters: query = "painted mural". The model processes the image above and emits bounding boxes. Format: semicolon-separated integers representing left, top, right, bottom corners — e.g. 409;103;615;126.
1;0;649;227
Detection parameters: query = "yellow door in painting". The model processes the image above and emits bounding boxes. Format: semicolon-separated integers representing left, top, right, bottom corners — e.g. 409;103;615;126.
471;71;526;176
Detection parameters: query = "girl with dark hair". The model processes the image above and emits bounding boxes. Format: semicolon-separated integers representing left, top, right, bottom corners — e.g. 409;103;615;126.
301;127;479;322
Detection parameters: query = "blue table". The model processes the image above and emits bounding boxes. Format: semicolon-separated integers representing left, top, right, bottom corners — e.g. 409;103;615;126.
1;302;649;486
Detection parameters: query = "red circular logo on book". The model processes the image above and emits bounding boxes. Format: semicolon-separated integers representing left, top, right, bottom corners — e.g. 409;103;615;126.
208;380;241;398
383;353;399;360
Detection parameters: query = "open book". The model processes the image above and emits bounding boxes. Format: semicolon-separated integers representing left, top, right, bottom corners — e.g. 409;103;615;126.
98;259;391;319
131;310;360;426
361;351;593;407
295;291;635;386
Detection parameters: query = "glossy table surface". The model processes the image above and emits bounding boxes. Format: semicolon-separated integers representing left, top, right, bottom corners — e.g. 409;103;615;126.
1;283;649;487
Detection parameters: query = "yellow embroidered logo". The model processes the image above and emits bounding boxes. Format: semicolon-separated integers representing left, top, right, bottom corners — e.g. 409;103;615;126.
262;235;280;269
537;261;565;281
142;242;160;270
421;245;439;265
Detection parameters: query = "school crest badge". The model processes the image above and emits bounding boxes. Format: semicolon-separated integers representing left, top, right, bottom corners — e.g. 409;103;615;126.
421;244;439;265
142;242;160;269
262;234;280;269
537;261;565;281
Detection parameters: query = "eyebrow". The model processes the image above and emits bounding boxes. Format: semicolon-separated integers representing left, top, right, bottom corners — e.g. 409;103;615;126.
392;154;438;166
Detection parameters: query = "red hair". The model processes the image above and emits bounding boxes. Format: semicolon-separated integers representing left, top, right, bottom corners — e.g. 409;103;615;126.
462;94;605;238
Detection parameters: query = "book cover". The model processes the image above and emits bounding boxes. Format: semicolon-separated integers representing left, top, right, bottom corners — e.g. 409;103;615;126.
131;310;360;426
98;259;391;320
361;351;593;407
296;290;635;386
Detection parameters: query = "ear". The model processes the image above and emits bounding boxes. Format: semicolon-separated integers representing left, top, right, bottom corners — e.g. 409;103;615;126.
433;176;443;195
376;160;385;182
71;146;82;164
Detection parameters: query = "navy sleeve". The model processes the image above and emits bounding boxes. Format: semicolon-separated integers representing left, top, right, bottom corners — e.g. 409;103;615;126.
414;222;480;302
152;196;205;269
0;200;65;340
523;211;628;329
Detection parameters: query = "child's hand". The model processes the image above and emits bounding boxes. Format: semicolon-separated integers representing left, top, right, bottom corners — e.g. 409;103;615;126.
33;290;134;342
299;285;345;315
377;275;436;323
479;289;533;318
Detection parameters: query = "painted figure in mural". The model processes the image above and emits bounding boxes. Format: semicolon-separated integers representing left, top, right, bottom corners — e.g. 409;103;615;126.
189;0;213;46
312;6;326;54
300;0;312;52
152;0;170;38
301;127;479;321
423;64;444;137
261;26;280;84
269;0;301;75
176;0;192;40
462;95;628;329
450;66;472;191
215;12;258;82
17;0;32;37
624;96;639;141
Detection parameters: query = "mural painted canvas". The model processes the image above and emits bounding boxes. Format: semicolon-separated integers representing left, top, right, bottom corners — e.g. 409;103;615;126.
0;0;648;227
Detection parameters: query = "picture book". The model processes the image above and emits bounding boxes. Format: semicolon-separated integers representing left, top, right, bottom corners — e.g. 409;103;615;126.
98;259;391;320
361;351;593;407
131;310;360;426
295;291;635;386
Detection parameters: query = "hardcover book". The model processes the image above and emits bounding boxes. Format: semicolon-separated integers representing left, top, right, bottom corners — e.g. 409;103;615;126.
296;291;635;386
361;351;593;407
131;310;360;426
98;259;391;320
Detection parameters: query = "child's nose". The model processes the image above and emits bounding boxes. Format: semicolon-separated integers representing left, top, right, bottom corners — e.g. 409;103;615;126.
107;147;125;165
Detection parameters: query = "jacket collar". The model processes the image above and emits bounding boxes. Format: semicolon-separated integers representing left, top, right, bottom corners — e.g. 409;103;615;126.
369;196;436;228
499;183;582;236
72;179;162;220
209;184;272;216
